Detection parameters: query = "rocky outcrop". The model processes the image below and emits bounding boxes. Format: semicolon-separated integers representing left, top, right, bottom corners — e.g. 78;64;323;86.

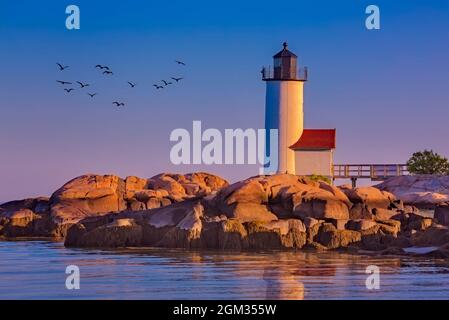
64;198;308;250
62;174;447;253
0;172;228;238
3;172;449;255
375;175;449;207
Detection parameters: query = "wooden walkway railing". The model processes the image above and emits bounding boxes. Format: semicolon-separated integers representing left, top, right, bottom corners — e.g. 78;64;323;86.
333;164;408;186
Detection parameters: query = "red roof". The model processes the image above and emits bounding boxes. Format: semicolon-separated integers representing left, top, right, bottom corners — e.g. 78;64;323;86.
290;129;336;150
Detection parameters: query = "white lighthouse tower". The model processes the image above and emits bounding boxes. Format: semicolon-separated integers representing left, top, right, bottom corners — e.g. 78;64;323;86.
262;42;308;174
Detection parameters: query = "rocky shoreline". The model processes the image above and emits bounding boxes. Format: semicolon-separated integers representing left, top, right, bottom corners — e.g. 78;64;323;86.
2;172;449;257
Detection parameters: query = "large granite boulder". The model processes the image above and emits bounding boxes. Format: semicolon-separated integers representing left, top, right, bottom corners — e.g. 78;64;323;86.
49;175;127;236
349;203;374;220
375;175;449;207
148;172;228;201
65;199;205;248
339;186;396;209
346;219;378;231
314;223;361;249
51;175;126;210
0;197;52;237
409;225;449;247
434;202;449;226
208;174;351;222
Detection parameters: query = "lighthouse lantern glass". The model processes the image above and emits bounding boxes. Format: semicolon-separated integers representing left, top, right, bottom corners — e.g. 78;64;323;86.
274;58;282;68
273;55;297;80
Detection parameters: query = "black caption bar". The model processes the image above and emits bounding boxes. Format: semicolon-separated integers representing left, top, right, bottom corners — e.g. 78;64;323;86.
0;300;445;319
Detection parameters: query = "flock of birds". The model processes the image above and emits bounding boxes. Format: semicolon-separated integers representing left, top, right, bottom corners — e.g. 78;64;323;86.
55;60;186;107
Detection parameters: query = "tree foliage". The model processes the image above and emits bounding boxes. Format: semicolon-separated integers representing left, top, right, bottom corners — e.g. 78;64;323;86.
407;150;449;175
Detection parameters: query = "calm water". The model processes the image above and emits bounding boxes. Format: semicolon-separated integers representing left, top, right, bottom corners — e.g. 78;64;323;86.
1;240;449;299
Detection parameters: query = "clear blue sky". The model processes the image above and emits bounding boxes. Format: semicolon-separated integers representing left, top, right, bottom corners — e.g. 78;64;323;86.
0;0;448;201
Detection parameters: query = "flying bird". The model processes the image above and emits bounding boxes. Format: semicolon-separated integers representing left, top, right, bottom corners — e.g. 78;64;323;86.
127;81;136;88
103;70;113;75
112;101;125;107
76;81;90;88
95;64;110;70
64;88;75;93
56;80;72;85
171;77;183;82
87;93;97;98
153;84;163;89
175;60;186;66
56;63;69;71
161;80;172;86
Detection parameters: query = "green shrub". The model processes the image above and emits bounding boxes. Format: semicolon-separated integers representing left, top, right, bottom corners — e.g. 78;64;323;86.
309;174;331;184
407;150;449;175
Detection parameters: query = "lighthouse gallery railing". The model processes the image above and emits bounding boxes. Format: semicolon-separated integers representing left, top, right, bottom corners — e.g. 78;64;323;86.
261;66;308;81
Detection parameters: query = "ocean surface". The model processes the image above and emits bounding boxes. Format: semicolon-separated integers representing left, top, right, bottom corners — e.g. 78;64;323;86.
1;240;449;299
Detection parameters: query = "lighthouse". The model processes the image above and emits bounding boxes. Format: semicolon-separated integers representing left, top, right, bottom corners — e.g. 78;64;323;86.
262;42;308;174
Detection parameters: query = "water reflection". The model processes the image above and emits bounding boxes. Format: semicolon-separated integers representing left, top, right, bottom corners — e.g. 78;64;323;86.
263;266;304;299
1;241;449;299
